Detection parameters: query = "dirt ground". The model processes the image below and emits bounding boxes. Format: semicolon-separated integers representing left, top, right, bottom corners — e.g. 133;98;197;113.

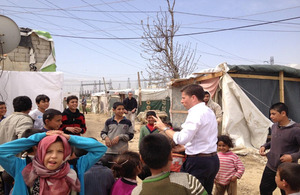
83;113;281;195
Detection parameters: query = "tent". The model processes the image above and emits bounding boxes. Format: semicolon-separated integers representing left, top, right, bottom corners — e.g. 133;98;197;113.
0;71;64;115
169;63;300;149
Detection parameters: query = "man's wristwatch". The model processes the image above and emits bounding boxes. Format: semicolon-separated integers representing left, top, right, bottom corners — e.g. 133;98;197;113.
163;127;170;132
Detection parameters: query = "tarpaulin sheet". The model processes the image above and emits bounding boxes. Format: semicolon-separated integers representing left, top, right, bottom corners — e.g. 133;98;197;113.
0;71;63;115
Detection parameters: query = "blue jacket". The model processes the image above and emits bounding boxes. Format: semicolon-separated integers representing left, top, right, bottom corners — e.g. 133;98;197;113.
0;133;107;195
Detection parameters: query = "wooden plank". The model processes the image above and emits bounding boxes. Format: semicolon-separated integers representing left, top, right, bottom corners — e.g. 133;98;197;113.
171;72;223;87
229;73;279;80
171;110;188;114
279;71;285;103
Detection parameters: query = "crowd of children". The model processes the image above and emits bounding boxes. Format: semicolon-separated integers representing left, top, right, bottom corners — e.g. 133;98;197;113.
0;93;299;195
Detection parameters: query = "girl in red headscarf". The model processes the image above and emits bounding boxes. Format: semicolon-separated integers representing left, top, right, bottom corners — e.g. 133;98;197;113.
0;130;107;195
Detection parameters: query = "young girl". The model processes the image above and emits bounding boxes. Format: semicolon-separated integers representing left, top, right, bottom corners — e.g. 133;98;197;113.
214;135;245;195
0;130;107;195
110;151;141;195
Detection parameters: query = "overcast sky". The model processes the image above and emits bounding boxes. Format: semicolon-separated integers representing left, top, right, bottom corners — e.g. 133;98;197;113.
1;0;300;89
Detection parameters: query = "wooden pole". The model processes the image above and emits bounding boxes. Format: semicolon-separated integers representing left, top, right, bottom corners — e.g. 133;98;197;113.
137;72;142;106
103;77;107;95
279;71;284;103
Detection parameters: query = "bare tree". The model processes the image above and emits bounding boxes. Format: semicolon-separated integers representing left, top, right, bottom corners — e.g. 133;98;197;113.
141;0;199;83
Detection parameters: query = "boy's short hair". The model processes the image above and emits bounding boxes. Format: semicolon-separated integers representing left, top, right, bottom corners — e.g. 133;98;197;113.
22;128;44;153
139;133;171;169
113;102;124;109
13;96;32;112
270;102;289;116
43;109;62;123
74;147;88;157
0;101;5;106
35;94;50;104
180;84;204;101
146;111;156;118
67;95;78;104
278;162;300;191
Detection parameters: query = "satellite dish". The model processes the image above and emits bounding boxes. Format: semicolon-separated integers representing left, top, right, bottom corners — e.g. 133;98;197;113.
0;15;21;54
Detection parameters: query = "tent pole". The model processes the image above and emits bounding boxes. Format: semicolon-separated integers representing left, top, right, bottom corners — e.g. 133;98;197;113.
279;71;285;103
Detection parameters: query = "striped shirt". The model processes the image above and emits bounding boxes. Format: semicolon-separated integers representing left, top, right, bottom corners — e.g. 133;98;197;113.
215;151;245;185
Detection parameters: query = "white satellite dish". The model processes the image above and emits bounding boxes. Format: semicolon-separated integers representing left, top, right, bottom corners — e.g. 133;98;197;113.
0;15;21;54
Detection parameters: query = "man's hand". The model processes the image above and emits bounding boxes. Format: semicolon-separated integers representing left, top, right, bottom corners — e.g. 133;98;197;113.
124;109;128;114
172;144;185;153
280;154;292;163
111;136;120;145
131;108;136;113
259;146;266;156
105;137;112;147
152;116;167;131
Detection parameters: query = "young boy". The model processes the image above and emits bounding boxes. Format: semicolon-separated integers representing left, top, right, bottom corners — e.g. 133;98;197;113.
42;109;62;132
132;133;207;195
139;111;159;146
275;162;300;195
259;102;300;194
0;101;7;122
101;102;134;165
0;96;33;144
60;95;86;135
29;94;50;130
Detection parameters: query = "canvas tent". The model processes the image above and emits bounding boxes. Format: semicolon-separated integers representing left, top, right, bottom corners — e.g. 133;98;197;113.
0;71;63;116
169;63;300;150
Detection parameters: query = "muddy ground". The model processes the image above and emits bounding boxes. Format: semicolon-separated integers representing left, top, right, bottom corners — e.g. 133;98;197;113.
83;113;281;195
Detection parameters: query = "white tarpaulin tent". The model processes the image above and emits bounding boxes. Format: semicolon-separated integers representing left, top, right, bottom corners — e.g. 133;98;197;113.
0;71;63;115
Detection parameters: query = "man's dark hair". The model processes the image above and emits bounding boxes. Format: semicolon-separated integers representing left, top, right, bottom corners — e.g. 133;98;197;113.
278;162;300;191
139;133;171;169
67;95;78;104
35;94;50;104
113;102;124;109
146;111;156;118
204;91;210;96
43;109;62;123
180;84;204;101
270;102;289;116
217;135;234;148
74;147;88;157
22;128;44;153
0;101;5;106
13;96;32;112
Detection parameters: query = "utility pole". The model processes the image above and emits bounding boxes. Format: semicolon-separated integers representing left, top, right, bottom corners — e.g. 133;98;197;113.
137;72;142;106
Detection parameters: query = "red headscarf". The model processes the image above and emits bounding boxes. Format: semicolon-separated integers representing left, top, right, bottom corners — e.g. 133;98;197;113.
22;135;80;194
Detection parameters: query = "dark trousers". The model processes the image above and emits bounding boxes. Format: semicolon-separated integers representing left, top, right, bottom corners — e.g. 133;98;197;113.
260;166;285;195
181;154;219;195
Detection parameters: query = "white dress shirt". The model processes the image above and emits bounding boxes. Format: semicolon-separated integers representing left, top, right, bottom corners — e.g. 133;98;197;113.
173;102;218;155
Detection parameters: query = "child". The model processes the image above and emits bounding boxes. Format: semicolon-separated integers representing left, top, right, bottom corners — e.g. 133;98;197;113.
0;96;33;144
132;133;207;195
160;127;186;172
101;102;134;166
275;162;300;195
42;109;62;132
139;111;159;146
0;101;7;122
0;130;107;195
29;94;50;130
111;151;141;195
214;135;245;195
60;95;87;135
259;102;300;194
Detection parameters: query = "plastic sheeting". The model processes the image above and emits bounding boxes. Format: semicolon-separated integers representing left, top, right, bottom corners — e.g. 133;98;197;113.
221;73;272;149
0;71;63;115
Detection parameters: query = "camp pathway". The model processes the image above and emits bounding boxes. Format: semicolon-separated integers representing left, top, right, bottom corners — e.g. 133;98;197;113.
83;113;281;195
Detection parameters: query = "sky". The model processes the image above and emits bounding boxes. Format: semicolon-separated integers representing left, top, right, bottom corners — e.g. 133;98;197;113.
1;0;300;91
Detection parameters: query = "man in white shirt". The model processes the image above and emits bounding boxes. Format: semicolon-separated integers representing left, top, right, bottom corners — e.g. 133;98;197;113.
154;84;219;195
